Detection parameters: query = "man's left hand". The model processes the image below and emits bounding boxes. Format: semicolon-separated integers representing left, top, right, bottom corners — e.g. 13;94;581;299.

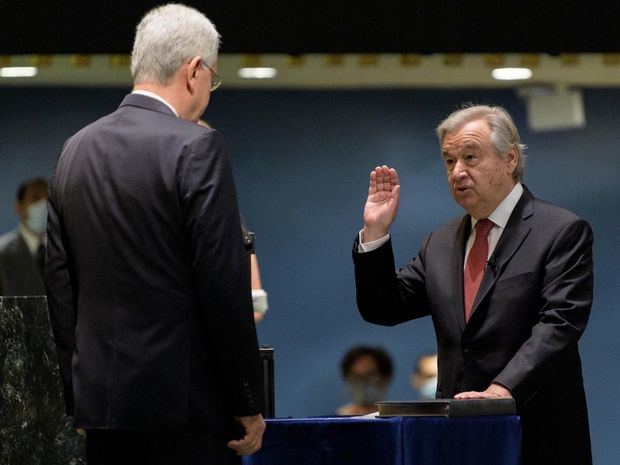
454;383;512;399
227;414;266;455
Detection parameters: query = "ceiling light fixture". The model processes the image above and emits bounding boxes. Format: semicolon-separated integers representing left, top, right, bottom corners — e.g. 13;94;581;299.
491;67;532;80
0;66;39;78
238;67;277;79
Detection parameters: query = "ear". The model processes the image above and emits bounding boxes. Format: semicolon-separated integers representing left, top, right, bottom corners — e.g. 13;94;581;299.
506;146;518;175
185;56;203;94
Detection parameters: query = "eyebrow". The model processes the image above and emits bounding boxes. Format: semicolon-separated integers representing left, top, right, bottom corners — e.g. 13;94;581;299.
442;142;481;157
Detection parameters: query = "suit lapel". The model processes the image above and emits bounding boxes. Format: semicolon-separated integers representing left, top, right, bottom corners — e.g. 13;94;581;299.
452;216;471;332
468;188;534;319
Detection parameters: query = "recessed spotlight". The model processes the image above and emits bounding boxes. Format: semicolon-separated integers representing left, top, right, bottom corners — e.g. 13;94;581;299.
238;67;277;79
491;67;532;81
0;66;39;78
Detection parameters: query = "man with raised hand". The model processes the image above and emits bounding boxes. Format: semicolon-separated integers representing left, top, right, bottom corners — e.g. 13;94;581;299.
353;104;593;465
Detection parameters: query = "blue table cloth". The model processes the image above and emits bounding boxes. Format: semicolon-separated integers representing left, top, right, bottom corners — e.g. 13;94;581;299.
243;415;521;465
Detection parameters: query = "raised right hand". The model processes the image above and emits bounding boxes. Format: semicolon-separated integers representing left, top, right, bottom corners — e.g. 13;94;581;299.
362;165;400;242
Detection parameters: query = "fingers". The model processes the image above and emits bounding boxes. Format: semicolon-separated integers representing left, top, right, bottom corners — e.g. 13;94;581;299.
454;391;485;399
227;415;266;456
454;390;505;400
227;431;262;455
227;434;261;455
369;165;399;194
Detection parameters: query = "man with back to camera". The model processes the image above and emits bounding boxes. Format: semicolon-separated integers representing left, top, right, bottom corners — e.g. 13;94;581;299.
45;4;265;464
0;178;48;296
352;104;593;464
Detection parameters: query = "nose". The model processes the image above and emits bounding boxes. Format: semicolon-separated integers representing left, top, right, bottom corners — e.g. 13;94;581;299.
452;159;468;180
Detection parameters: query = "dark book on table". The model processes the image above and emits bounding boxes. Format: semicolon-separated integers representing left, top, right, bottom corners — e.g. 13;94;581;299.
376;398;516;417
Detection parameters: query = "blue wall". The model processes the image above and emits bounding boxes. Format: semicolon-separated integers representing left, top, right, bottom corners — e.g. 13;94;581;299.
1;86;618;463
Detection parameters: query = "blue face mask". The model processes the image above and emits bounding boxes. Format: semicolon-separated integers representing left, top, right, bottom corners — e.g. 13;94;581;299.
418;377;438;400
25;199;47;235
347;379;386;406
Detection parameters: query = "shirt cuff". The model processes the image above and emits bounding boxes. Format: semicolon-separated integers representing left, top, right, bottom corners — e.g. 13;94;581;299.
358;229;390;253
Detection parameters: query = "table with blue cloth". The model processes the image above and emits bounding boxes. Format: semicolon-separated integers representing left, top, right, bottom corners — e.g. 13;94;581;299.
243;415;521;465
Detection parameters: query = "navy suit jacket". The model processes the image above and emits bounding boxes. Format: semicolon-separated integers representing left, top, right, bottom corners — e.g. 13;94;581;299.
46;94;263;434
353;187;593;465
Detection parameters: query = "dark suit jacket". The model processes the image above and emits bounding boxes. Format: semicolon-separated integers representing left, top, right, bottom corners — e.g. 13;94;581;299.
353;187;593;465
46;94;264;434
0;229;46;296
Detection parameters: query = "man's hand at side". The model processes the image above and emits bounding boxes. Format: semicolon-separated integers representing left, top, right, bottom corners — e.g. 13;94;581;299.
362;165;400;243
227;414;266;455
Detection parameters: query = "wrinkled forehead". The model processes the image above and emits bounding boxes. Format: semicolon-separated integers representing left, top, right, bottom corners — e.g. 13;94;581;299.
442;119;492;155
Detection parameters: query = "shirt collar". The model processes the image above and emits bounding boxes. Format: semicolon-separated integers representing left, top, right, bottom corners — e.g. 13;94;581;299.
471;182;524;230
18;223;43;255
131;90;179;117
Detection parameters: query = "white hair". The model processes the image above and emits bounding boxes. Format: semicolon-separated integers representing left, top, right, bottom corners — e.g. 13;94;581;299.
130;3;220;85
436;104;527;182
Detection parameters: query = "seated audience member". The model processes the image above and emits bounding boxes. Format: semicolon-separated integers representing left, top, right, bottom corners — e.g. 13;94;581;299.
337;345;393;415
410;353;438;400
0;178;48;296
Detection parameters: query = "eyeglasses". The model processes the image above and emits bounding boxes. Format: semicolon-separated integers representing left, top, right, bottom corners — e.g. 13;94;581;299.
202;63;222;92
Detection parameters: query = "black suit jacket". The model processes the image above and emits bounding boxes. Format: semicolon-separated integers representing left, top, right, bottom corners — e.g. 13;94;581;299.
353;187;593;465
46;94;263;434
0;229;45;296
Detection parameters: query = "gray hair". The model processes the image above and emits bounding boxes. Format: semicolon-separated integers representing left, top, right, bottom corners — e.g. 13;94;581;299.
131;3;220;85
436;104;527;182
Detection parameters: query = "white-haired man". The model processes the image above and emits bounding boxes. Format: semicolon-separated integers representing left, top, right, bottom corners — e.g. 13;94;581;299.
46;4;265;464
353;104;593;465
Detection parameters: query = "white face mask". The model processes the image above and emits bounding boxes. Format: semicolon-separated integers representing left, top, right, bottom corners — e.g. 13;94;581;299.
25;199;47;235
418;377;438;400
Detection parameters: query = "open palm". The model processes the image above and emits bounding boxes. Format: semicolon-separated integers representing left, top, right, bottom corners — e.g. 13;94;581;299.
363;165;400;241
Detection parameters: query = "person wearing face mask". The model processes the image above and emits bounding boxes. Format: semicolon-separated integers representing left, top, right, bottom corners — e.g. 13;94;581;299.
337;346;393;416
410;353;438;400
0;178;48;296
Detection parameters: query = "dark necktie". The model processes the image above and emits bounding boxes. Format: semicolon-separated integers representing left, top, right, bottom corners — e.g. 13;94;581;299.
464;219;494;321
36;243;46;277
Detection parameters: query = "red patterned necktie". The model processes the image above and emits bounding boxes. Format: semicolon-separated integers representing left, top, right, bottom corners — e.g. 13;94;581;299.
464;219;494;321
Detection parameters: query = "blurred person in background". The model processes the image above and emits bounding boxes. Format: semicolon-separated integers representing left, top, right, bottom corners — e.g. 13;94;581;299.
337;345;393;415
410;353;438;400
0;177;48;296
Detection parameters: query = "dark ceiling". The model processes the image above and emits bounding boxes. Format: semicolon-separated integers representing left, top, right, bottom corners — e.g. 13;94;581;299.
3;1;619;54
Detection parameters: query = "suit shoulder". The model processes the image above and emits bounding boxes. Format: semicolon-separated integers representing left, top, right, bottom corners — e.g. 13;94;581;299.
144;115;225;147
184;126;227;158
527;196;594;246
61;111;118;152
186;124;224;144
0;230;19;252
532;197;588;226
